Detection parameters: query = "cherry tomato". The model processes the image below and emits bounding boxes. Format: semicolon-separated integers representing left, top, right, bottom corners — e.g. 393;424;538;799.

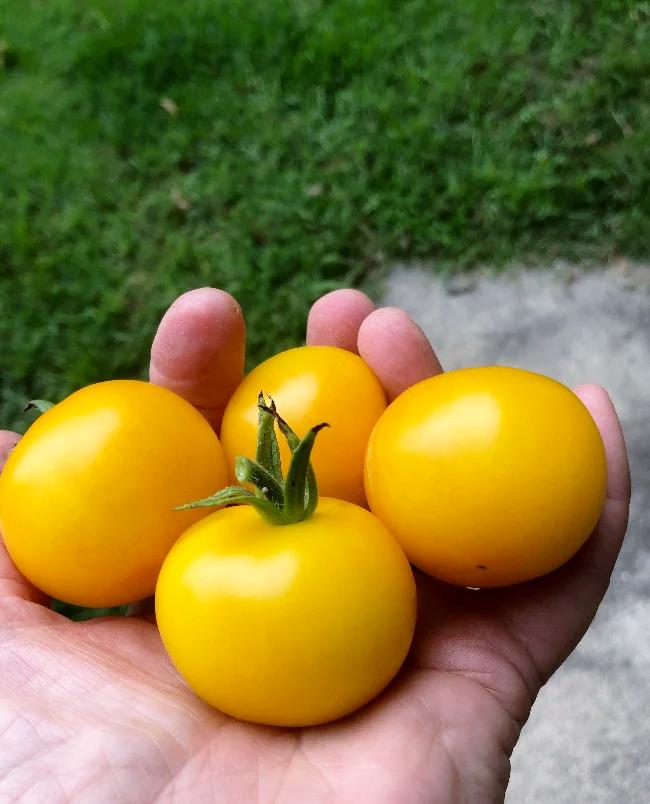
220;346;386;506
156;497;416;726
0;380;227;607
364;366;606;588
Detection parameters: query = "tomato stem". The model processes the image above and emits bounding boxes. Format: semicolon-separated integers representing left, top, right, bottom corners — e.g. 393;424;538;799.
255;391;283;483
175;485;286;525
176;394;329;525
283;422;328;521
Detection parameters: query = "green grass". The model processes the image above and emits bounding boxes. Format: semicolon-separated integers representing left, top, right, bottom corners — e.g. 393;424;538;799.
1;0;649;431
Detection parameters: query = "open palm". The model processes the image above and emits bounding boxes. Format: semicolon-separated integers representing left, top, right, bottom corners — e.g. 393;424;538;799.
0;289;629;803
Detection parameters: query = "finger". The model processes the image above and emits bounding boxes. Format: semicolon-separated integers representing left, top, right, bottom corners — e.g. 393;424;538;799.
495;385;630;679
306;289;376;353
0;432;49;606
149;288;246;432
574;384;631;503
357;307;443;401
0;431;20;464
551;384;631;588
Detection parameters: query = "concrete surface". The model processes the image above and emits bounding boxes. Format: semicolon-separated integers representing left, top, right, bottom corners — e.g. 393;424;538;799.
381;260;650;804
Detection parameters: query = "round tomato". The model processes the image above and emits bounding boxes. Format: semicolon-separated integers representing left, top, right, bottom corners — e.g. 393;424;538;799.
220;346;386;506
364;366;606;588
0;380;227;607
156;497;416;726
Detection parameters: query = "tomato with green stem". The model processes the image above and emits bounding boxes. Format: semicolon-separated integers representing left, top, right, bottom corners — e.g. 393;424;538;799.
156;396;416;727
364;366;607;588
0;380;228;607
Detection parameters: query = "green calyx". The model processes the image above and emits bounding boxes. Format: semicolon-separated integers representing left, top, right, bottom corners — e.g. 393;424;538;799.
23;399;54;414
176;393;329;525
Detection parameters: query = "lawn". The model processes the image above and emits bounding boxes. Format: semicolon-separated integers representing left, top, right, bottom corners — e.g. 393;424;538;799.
1;0;648;431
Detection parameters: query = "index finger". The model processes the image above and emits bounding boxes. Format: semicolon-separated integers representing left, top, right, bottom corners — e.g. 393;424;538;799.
149;288;246;431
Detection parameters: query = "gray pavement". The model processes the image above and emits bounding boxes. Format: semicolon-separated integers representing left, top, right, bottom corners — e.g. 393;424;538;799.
381;260;650;804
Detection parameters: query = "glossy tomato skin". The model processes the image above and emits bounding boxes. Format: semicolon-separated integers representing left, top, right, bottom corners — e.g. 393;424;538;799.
220;346;386;507
365;366;607;588
155;498;416;727
0;380;227;607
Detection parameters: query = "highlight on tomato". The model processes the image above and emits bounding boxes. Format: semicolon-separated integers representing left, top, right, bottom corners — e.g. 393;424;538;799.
219;345;386;506
364;366;607;588
0;380;228;607
156;395;416;727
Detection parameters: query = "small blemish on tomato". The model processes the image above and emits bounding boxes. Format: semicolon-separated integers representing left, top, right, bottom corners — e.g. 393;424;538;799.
476;564;487;570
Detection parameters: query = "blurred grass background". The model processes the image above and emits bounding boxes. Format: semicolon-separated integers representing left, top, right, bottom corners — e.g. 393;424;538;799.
1;0;649;432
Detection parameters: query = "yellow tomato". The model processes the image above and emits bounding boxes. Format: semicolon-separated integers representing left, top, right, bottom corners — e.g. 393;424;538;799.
0;380;227;607
365;366;606;588
220;346;386;506
156;498;416;726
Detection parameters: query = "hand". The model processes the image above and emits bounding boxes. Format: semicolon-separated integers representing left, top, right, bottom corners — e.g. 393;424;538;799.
0;288;630;803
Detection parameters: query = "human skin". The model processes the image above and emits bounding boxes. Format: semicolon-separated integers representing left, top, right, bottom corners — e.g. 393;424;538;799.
0;288;630;803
